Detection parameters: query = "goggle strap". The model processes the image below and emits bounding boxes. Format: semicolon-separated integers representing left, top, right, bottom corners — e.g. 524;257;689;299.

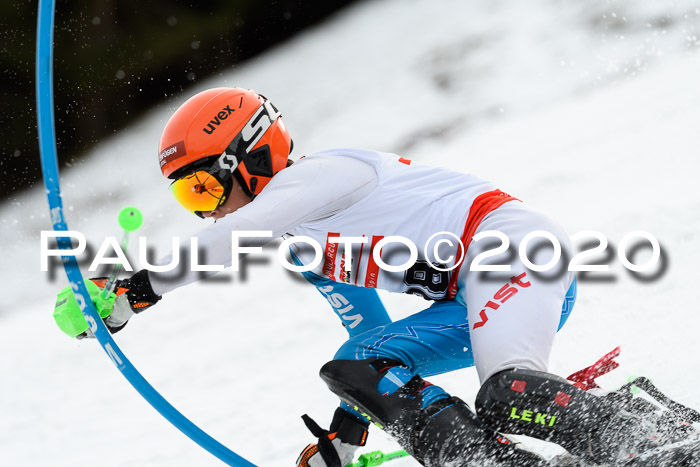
214;97;279;178
213;132;244;175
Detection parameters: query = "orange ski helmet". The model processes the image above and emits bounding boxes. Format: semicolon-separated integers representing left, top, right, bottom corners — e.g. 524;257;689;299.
158;87;292;206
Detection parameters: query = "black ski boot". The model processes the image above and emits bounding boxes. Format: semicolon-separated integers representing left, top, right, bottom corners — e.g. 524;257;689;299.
320;358;550;466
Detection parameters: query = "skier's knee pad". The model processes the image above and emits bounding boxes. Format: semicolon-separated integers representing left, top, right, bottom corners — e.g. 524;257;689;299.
320;359;486;464
475;368;618;451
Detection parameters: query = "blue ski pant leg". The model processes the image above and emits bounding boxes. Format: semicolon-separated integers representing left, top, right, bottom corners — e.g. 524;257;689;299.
332;282;576;416
332;300;473;413
333;278;577;380
334;300;475;378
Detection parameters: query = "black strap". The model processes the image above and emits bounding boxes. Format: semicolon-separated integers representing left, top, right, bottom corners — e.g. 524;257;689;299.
301;414;342;467
330;407;369;446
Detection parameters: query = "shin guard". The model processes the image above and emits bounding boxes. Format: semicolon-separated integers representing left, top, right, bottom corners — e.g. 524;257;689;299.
321;359;548;466
475;368;625;462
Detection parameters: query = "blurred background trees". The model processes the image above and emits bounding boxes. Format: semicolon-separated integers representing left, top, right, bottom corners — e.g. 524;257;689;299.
1;0;357;201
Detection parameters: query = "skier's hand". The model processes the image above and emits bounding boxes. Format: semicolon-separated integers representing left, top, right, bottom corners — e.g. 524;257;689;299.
53;269;161;339
297;408;368;467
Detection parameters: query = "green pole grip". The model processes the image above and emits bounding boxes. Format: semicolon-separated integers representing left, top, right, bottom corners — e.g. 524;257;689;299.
100;206;143;300
345;450;409;467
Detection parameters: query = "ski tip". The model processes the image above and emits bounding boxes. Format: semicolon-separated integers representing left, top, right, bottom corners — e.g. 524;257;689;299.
118;206;143;231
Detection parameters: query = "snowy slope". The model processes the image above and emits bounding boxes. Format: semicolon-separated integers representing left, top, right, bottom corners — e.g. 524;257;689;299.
2;0;700;465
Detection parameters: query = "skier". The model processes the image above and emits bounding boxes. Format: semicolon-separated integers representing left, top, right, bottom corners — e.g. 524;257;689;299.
58;87;698;466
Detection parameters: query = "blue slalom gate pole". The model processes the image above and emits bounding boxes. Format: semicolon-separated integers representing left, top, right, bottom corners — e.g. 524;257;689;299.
36;2;256;465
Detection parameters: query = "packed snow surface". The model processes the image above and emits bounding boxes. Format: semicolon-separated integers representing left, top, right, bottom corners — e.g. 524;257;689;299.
2;0;700;465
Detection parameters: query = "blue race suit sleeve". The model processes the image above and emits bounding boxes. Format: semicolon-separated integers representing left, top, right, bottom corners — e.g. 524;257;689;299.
290;248;392;337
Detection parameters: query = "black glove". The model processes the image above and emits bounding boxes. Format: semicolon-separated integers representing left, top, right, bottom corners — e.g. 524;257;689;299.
75;269;161;338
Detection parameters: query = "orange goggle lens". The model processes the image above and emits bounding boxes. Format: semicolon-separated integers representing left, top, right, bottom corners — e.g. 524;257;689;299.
169;170;227;215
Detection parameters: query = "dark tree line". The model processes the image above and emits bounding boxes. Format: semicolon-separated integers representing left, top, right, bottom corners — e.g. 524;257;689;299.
1;0;357;201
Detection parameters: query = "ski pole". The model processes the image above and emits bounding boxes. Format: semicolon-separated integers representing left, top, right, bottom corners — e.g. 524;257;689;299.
100;206;143;300
345;449;410;467
54;207;143;337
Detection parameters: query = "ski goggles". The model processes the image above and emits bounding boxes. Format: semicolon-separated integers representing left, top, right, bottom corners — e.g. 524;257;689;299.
168;122;250;217
169;168;232;218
